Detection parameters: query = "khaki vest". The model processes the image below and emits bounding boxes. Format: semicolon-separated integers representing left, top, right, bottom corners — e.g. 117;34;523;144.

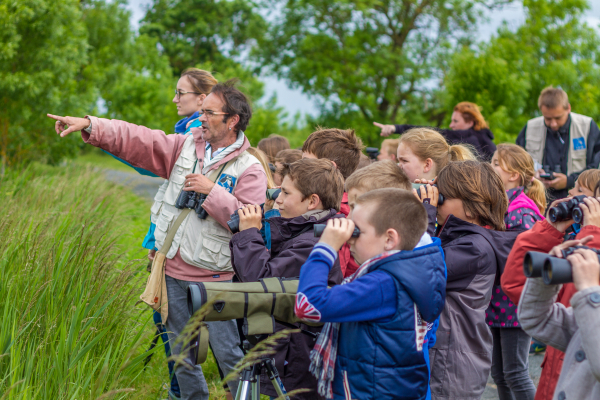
525;112;591;175
150;135;261;272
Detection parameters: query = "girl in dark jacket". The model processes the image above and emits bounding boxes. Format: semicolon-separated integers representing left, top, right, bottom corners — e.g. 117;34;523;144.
375;102;496;161
488;144;547;400
416;161;520;400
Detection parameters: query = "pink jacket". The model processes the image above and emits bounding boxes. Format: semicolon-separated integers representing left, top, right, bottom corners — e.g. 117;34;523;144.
83;117;267;281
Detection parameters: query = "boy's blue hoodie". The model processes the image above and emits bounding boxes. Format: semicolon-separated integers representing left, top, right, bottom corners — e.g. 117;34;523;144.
297;235;446;400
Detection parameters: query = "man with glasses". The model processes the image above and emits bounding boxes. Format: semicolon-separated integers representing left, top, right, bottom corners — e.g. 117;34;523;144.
48;79;267;400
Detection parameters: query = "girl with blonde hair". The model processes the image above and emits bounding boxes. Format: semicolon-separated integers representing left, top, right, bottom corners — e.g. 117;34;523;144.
396;127;476;182
489;143;542;400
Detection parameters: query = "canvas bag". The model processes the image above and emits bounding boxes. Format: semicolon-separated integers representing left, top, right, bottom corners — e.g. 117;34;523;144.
140;160;232;323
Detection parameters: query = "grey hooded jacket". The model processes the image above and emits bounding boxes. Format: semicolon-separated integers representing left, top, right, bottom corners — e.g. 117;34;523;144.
518;279;600;400
429;216;522;400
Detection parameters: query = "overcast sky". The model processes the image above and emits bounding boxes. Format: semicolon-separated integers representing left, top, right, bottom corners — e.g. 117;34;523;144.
126;0;600;119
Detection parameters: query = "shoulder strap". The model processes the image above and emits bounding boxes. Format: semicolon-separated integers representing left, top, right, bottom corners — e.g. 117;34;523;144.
159;209;192;253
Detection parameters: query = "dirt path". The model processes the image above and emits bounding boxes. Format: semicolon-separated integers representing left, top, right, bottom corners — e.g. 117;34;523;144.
103;169;165;203
103;168;545;400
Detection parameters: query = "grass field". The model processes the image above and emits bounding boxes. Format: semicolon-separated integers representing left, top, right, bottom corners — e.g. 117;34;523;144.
0;161;228;399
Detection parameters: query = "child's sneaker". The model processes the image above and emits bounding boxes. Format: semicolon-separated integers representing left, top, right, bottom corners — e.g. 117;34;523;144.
529;339;546;354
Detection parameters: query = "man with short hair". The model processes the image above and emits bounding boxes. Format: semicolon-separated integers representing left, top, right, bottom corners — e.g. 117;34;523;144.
48;79;267;400
377;138;400;162
516;86;600;199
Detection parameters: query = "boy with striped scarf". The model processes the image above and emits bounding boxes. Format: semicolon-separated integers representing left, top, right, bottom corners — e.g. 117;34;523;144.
295;189;447;400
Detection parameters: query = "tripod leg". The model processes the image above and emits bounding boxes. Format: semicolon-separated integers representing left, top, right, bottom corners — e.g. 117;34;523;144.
251;363;261;400
264;359;290;400
235;367;254;400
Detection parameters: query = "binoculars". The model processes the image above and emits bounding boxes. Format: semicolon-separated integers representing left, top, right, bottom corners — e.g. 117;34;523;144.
313;223;360;238
547;195;587;223
523;245;600;285
227;189;281;234
365;147;380;160
175;189;209;219
411;183;445;205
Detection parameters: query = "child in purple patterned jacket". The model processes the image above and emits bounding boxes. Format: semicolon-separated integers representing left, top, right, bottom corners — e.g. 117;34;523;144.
489;144;547;400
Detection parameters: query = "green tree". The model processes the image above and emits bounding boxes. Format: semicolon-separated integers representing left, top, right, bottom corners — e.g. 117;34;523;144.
444;0;600;143
140;0;267;76
254;0;510;145
82;0;180;133
139;0;305;145
0;0;92;168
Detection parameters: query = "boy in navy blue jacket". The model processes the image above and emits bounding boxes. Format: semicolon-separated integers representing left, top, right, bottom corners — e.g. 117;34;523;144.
295;188;447;400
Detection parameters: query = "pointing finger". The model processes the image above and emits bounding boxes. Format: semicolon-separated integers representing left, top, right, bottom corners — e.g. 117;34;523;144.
47;114;66;122
373;122;384;128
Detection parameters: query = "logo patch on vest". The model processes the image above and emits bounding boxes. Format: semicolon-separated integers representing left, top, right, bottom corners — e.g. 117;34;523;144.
217;174;237;193
573;137;586;150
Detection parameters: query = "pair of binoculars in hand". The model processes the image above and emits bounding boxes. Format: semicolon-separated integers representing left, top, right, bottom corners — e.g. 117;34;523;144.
523;245;600;285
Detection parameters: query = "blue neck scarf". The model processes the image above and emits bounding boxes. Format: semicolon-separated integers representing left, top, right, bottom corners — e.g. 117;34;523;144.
174;111;200;133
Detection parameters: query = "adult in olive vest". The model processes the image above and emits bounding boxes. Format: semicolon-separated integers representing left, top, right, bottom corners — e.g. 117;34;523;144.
48;80;268;400
516;86;600;200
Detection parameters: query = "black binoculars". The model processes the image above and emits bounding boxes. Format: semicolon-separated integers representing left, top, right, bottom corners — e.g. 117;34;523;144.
365;147;380;160
313;223;360;238
411;183;445;205
175;189;209;219
547;195;587;223
227;189;282;234
523;245;600;285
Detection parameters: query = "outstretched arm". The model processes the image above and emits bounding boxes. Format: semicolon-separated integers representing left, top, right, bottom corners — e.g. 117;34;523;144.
47;114;186;179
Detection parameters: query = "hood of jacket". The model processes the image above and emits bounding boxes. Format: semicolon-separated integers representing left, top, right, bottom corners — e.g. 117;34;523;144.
368;237;446;322
268;209;339;253
507;187;545;220
438;215;523;278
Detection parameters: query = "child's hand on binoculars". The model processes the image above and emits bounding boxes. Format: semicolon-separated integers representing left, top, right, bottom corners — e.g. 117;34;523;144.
547;198;576;233
567;248;600;291
549;236;593;258
580;197;600;228
319;218;356;251
237;205;263;232
414;184;440;207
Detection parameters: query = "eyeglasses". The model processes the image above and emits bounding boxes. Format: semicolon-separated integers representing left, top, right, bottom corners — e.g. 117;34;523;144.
199;109;230;118
174;89;201;100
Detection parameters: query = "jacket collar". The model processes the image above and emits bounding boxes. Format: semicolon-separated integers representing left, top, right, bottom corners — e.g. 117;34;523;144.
190;128;251;173
269;209;339;252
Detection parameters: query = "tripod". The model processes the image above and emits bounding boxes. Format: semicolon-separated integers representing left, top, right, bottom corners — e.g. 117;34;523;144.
235;340;290;400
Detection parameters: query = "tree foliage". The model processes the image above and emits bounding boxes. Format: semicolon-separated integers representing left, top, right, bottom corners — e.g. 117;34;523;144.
444;0;600;143
254;0;510;145
0;0;91;168
140;0;267;76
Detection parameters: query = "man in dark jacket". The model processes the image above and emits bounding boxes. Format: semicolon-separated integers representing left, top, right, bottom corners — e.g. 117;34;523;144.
230;158;344;400
516;86;600;200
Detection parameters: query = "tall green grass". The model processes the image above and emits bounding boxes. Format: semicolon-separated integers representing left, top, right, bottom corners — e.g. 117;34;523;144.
0;164;167;399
